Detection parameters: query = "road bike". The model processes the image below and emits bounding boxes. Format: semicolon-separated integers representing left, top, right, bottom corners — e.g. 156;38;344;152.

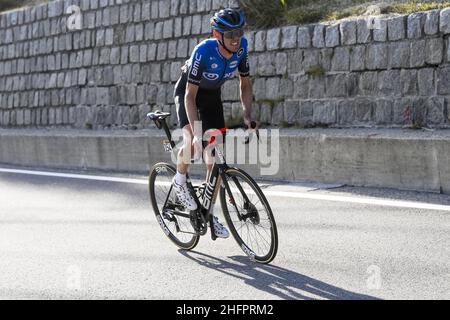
147;111;278;264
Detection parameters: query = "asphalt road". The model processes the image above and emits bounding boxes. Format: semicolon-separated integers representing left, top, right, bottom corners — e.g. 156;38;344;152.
0;166;449;300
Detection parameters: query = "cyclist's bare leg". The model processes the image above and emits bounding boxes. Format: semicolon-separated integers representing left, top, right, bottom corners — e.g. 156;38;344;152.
176;125;194;175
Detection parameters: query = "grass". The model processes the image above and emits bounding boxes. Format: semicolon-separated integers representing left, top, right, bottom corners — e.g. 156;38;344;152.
240;0;450;28
386;2;450;15
3;0;450;27
0;0;46;13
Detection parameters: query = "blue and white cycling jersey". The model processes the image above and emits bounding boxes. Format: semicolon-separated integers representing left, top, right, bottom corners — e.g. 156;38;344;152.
185;37;250;90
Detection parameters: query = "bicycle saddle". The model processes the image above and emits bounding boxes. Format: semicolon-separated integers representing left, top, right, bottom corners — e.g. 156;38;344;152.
146;111;171;121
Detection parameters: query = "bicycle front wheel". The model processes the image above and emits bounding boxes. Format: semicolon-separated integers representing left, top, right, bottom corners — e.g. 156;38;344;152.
220;168;278;264
149;162;199;250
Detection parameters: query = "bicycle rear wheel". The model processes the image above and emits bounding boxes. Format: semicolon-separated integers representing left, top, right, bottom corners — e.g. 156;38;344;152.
220;168;278;264
149;162;199;250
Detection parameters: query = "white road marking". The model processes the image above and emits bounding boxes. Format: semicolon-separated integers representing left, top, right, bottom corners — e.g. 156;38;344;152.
1;167;450;212
0;167;148;185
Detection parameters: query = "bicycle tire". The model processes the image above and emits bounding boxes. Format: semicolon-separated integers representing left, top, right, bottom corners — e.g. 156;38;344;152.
149;162;200;250
220;167;278;264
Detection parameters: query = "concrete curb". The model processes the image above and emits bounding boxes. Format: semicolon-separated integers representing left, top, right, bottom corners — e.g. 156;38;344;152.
1;128;450;194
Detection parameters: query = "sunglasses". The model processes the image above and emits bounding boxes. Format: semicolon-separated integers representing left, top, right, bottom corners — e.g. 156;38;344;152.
222;28;244;39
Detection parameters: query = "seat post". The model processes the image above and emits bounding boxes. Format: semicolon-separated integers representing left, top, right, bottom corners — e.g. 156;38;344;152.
160;119;175;149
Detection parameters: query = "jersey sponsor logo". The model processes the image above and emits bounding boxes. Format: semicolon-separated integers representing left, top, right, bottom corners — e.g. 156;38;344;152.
202;72;220;81
229;61;238;68
237;48;244;57
191;53;202;76
202;176;217;209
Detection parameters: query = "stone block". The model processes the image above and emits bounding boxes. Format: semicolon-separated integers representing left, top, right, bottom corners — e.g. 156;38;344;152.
375;99;393;124
418;68;436;96
378;70;401;96
447;38;450;63
437;66;450;95
326;74;347;98
425;10;440;35
359;71;378;96
388;16;406;41
182;16;192;36
325;24;340;47
283;100;299;124
312;25;325;48
281;26;297;49
425;38;443;65
407;12;425;39
389;41;410;69
253;78;266;101
265;77;281;100
271;102;284;126
257;53;276;76
373;19;387;42
331;47;350;71
267;28;281;51
255;31;266;52
275;52;287;75
308;76;325;99
292;75;309;99
400;69;418;96
297;27;311;48
157;42;168;61
191;15;202;34
440;7;450;34
170;61;182;82
245;31;255;52
426;97;446;125
357;18;371;43
366;44;388;70
163;19;173;39
159;0;170;18
340;20;357;45
410;40;426;67
177;39;189;58
171;0;180;16
174;17;182;37
313;100;336;125
350;45;366;71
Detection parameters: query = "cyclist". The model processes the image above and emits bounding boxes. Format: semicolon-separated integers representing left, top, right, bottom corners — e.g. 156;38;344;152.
172;8;256;238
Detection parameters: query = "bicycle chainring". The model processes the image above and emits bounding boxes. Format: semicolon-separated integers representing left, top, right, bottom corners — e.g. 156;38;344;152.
190;211;207;235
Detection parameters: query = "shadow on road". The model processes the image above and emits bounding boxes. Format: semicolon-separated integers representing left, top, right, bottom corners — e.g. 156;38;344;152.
178;250;381;300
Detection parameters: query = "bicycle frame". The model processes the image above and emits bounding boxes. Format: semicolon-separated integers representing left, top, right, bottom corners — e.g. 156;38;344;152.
155;117;251;240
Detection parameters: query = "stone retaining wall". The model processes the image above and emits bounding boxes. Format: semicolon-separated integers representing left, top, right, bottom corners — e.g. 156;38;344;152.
0;0;449;129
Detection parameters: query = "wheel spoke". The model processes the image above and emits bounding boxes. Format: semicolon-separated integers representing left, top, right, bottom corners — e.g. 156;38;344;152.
220;169;277;262
150;165;198;249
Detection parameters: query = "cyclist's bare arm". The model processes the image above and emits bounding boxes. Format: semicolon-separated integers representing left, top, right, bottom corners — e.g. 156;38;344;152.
185;82;200;134
239;75;256;128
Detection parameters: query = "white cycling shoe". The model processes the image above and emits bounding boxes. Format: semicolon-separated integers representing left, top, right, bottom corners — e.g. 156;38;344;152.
172;178;198;211
212;216;230;239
